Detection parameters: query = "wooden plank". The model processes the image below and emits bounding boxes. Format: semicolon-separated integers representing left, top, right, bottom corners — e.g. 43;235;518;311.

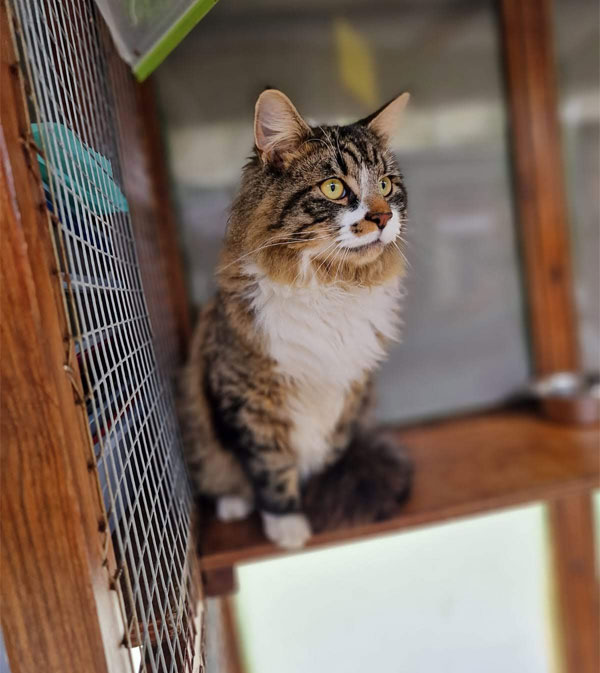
203;567;238;598
500;2;598;672
0;5;130;672
220;597;247;673
549;495;600;673
500;0;579;374
198;411;599;570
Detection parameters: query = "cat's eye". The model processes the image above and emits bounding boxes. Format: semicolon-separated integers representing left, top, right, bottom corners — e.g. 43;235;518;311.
379;176;393;197
320;178;346;200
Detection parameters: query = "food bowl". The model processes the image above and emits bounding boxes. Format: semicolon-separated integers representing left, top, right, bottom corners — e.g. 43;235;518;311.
530;372;600;425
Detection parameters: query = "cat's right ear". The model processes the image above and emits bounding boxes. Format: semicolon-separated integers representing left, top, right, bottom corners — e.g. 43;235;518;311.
361;92;410;140
254;90;311;165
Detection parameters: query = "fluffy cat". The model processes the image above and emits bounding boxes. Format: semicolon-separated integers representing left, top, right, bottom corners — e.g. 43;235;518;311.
180;89;412;549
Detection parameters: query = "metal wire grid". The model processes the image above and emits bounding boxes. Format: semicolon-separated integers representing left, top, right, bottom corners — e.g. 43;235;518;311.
9;1;199;671
109;59;181;381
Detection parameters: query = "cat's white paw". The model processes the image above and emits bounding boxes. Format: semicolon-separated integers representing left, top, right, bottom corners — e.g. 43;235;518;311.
217;496;253;522
262;512;312;550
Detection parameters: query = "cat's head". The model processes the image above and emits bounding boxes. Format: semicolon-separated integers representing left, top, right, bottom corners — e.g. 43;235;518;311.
221;89;409;287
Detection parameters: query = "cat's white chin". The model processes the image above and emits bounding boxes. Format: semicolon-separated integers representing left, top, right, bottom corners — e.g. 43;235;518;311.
345;239;385;263
262;512;312;549
343;239;384;253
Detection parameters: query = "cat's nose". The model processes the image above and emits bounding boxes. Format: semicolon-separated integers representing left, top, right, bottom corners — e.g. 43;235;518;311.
365;211;392;230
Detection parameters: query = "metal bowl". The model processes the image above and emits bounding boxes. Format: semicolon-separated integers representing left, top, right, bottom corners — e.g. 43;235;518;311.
530;372;600;425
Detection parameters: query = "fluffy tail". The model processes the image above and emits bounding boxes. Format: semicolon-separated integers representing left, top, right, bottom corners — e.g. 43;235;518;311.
302;433;413;534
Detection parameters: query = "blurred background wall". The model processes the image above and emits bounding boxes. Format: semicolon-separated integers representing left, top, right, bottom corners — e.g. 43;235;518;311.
154;0;598;670
156;0;529;423
553;0;600;372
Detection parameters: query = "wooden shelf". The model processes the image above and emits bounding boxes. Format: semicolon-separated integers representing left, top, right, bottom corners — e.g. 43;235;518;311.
199;411;599;570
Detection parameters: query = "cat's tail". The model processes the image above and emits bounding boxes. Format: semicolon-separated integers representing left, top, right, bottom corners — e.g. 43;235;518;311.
302;433;413;534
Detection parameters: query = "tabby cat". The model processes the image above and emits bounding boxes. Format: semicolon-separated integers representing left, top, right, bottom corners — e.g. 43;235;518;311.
180;89;412;549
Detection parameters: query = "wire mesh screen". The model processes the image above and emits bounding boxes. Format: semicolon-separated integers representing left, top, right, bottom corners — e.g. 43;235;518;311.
8;1;201;671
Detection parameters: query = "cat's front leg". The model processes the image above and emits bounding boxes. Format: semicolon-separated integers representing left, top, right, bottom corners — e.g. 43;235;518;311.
205;367;311;548
245;453;311;550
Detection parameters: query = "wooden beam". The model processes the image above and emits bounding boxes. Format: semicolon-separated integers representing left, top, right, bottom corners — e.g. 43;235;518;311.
549;494;600;673
0;5;130;671
500;0;579;374
203;567;238;598
198;411;599;570
220;597;247;673
500;2;598;672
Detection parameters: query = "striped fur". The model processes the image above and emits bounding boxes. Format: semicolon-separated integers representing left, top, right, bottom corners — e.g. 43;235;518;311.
180;90;412;548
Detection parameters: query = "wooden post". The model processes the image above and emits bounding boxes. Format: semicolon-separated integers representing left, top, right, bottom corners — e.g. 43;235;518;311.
500;1;599;671
549;495;600;673
220;597;247;673
1;5;130;671
500;0;579;375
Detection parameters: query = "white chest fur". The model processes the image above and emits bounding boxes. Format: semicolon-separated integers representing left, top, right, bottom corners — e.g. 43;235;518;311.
245;264;402;478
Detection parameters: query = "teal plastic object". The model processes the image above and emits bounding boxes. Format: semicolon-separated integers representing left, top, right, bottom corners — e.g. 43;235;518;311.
31;122;129;215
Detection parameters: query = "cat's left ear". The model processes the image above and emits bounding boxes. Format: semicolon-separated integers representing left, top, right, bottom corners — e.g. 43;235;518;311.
361;92;410;140
254;89;312;165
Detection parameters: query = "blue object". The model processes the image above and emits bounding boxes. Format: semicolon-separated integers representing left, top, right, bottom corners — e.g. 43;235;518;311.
31;122;129;215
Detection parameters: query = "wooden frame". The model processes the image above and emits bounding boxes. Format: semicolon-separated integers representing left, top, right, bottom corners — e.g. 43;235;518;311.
500;0;579;374
500;1;599;671
1;2;201;672
1;5;130;670
219;597;247;673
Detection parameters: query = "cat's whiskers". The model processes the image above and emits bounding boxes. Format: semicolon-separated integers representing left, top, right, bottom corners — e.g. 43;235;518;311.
300;137;331;153
313;239;341;280
392;239;411;270
320;243;340;286
318;126;337;157
332;243;346;286
333;132;346;170
290;244;326;287
220;234;330;272
335;245;352;286
291;230;347;287
290;248;317;287
393;235;412;269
